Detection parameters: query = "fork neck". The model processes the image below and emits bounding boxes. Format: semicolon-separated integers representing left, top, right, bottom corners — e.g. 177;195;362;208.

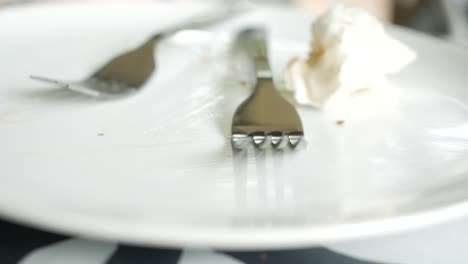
237;28;274;80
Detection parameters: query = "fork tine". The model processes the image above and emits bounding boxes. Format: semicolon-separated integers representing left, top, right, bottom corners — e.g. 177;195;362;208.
30;75;68;87
30;75;101;97
272;134;289;149
252;134;271;149
65;83;102;98
232;133;250;149
271;134;282;146
252;133;270;149
288;134;304;149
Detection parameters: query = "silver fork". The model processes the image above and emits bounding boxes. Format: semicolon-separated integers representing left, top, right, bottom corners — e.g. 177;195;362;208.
29;5;246;99
231;28;304;149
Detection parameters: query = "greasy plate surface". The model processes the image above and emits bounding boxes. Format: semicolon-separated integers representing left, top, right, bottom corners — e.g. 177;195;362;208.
2;2;468;249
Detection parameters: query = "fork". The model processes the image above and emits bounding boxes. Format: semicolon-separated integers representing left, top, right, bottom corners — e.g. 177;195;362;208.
231;28;304;150
29;4;246;99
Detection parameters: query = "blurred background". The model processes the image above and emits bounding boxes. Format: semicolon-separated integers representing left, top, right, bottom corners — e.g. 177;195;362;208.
287;0;468;47
296;0;468;46
1;0;467;45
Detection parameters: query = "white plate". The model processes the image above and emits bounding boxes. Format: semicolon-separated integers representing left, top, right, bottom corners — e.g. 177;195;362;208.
2;2;468;250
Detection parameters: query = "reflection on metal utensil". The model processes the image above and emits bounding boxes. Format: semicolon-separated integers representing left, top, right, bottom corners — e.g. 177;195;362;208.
232;147;294;226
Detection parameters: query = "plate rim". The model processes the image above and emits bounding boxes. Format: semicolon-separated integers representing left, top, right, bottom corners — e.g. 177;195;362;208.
1;198;468;249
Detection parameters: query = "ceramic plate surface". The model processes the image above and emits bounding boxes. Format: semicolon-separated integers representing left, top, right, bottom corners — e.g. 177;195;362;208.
2;2;468;249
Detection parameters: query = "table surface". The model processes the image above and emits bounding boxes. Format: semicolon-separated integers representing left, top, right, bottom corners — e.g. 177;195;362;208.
2;220;382;264
3;215;468;264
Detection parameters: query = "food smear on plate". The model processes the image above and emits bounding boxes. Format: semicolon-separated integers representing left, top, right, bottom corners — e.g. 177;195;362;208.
285;4;416;113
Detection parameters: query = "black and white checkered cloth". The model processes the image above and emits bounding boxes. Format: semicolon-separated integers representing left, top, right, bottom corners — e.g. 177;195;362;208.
1;220;385;264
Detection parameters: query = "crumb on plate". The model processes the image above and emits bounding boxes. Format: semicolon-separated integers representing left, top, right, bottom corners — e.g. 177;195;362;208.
240;80;249;88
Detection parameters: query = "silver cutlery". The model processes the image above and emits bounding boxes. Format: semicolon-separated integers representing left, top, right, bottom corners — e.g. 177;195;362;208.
231;28;304;150
30;5;247;99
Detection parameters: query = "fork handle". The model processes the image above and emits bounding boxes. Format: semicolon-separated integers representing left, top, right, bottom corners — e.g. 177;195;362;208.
236;28;273;80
